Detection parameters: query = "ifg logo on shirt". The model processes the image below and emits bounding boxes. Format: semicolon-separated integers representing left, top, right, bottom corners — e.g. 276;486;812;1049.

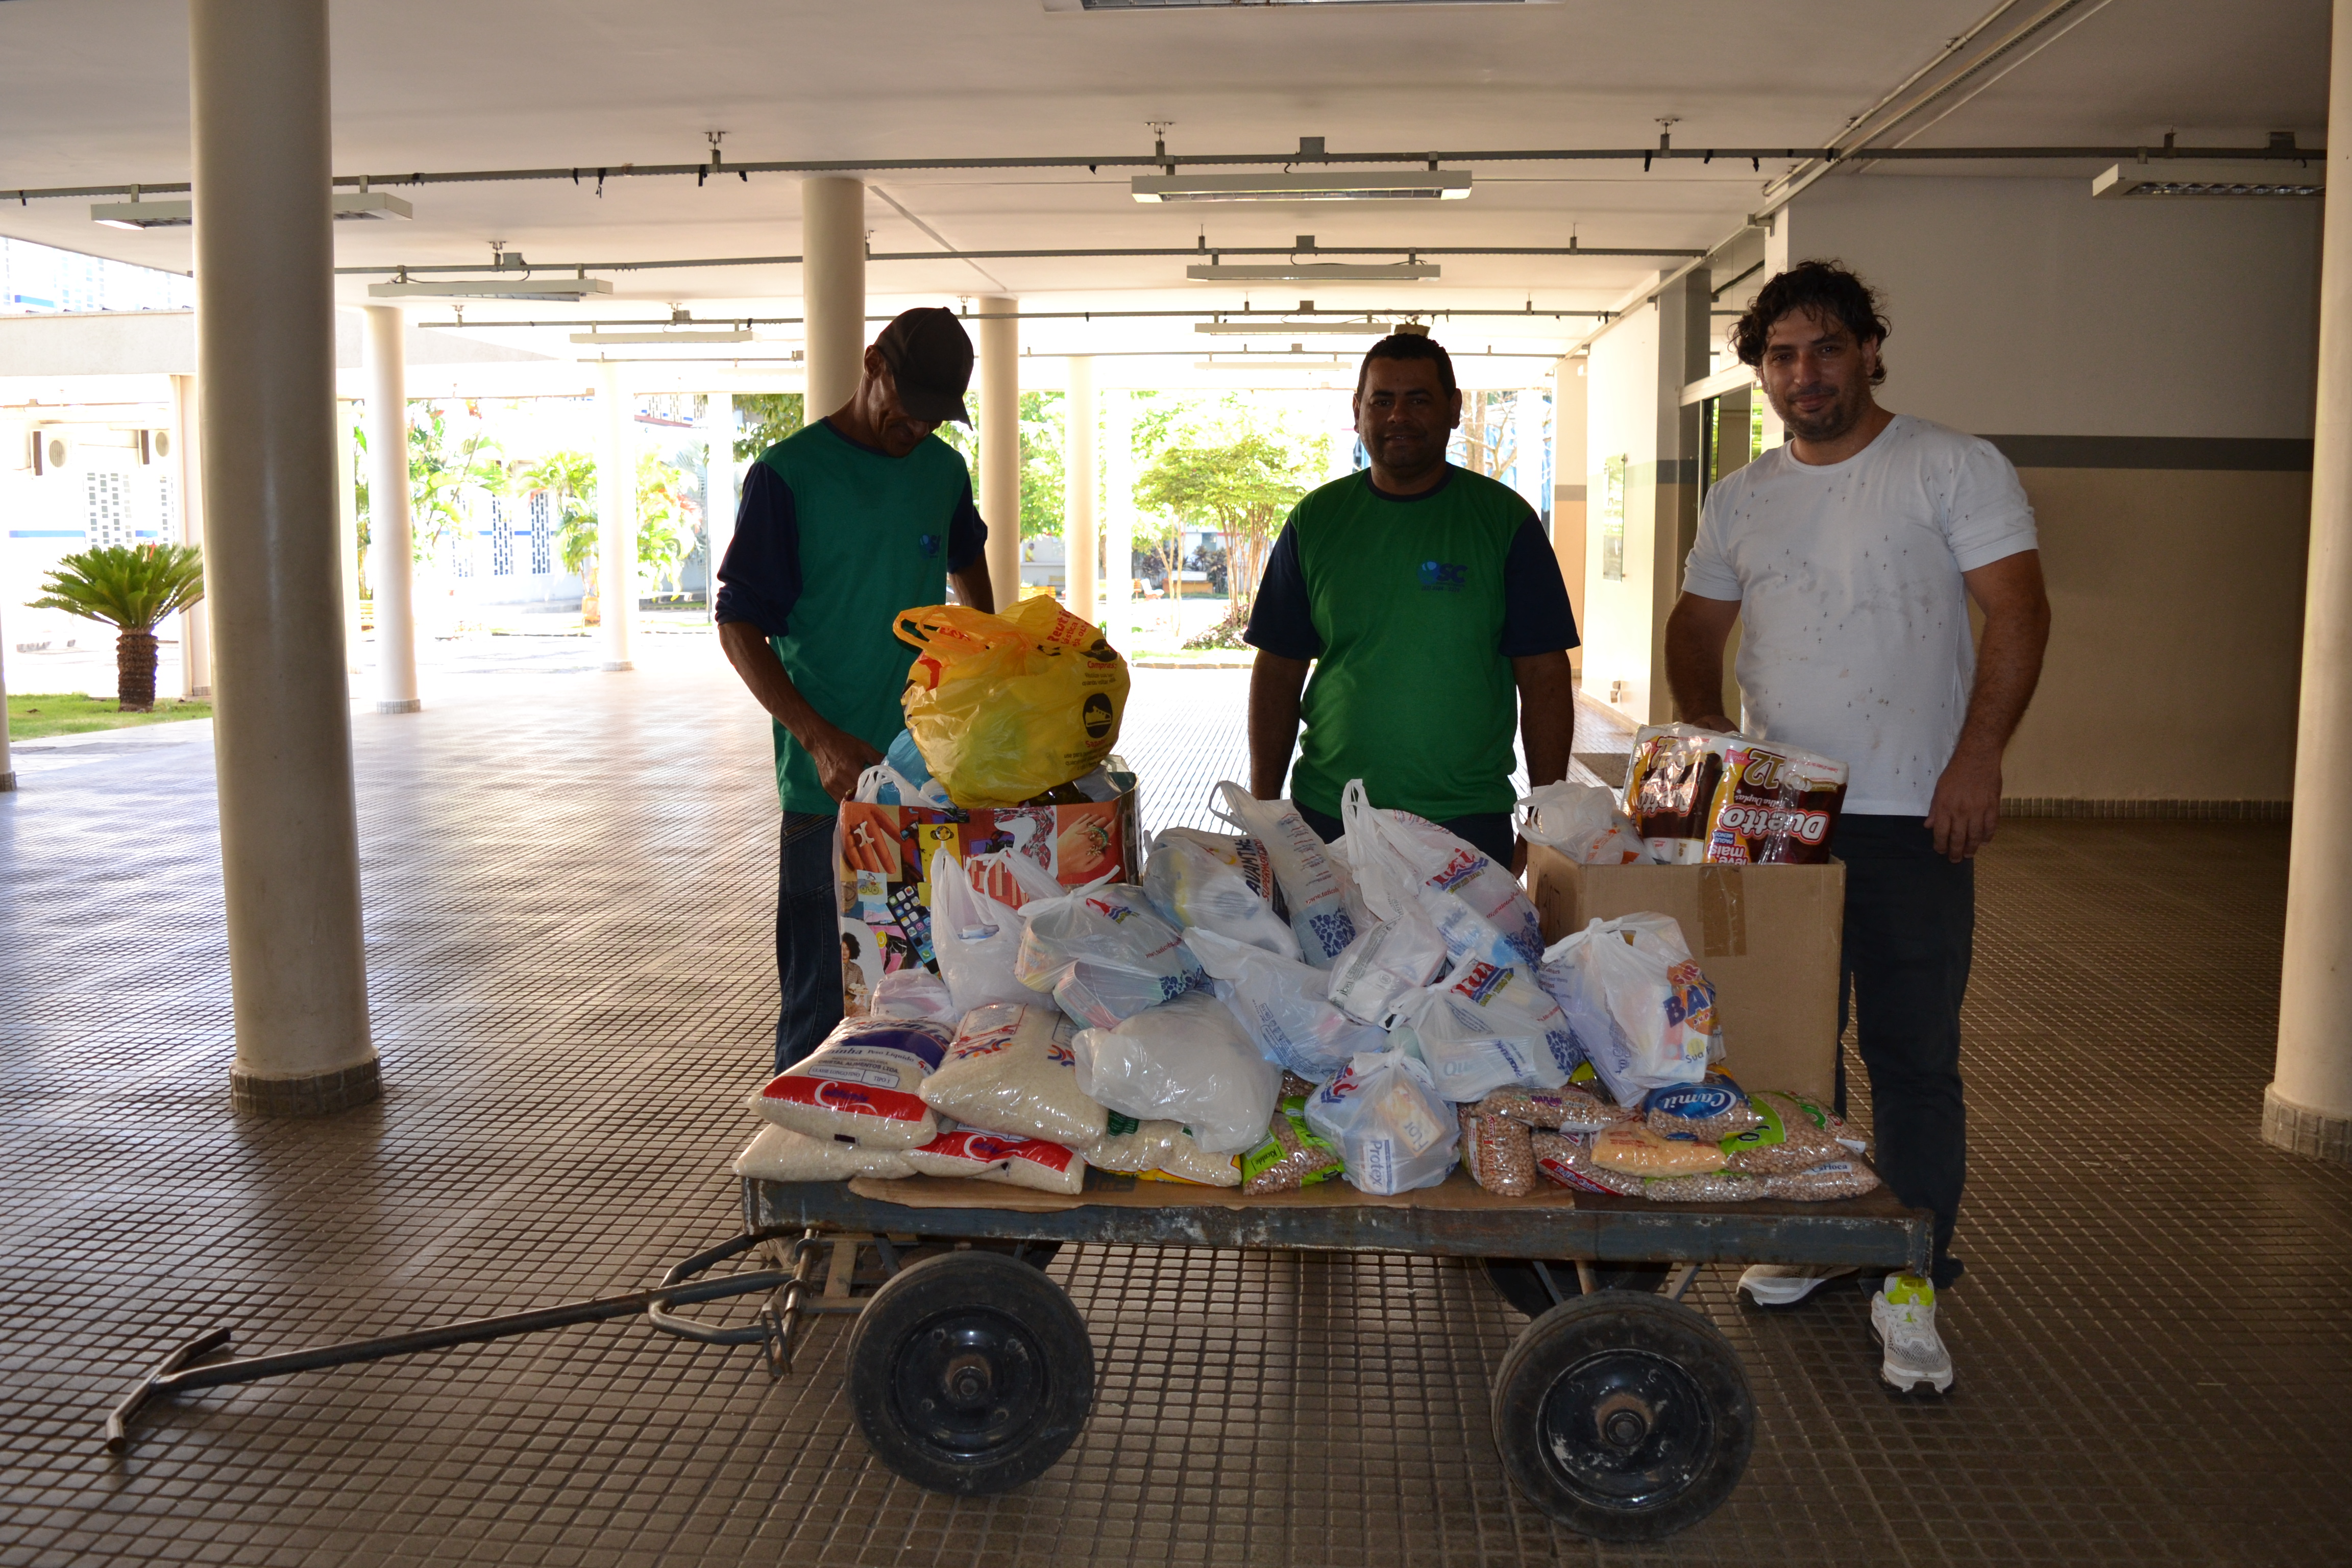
917;532;941;559
1418;560;1467;591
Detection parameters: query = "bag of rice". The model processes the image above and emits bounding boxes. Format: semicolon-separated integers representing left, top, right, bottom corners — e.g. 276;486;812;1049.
1322;905;1450;1026
872;965;960;1024
1188;926;1388;1079
1144;1126;1244;1187
1085;1113;1180;1173
1211;781;1366;967
1587;1122;1730;1177
1071;991;1281;1154
1719;1091;1847;1174
904;1129;1089;1194
1471;1085;1629;1134
1015;880;1208;1028
1304;1048;1459;1195
1640;1169;1765;1203
1530;1130;1645;1196
731;1124;918;1182
1142;828;1303;961
1240;1095;1346;1194
1762;1158;1881;1201
1643;1068;1762;1139
751;1016;952;1149
1458;1109;1537;1197
920;1002;1108;1146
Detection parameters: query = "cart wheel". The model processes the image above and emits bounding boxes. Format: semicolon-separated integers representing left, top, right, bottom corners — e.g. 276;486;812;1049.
846;1250;1093;1496
1481;1259;1672;1317
1490;1292;1753;1541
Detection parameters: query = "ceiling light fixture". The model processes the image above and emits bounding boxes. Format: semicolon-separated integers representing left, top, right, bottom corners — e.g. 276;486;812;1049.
1135;170;1469;203
92;190;414;228
1188;261;1437;283
370;248;612;302
1196;320;1395;335
570;329;754;345
2092;161;2322;200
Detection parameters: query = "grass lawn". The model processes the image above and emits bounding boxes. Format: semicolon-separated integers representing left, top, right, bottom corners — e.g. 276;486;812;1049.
7;692;214;740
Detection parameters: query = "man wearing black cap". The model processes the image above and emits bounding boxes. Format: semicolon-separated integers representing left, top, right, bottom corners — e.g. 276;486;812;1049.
716;306;993;1069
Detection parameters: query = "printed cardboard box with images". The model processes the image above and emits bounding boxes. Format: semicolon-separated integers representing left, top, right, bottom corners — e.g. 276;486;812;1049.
1523;843;1844;1104
835;770;1144;1012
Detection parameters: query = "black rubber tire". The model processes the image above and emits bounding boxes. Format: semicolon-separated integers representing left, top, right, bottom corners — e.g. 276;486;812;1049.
846;1250;1093;1496
897;1237;1063;1273
1490;1291;1754;1541
1481;1259;1673;1317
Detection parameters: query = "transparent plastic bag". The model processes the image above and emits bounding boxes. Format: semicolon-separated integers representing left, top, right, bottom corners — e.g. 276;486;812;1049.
1322;905;1449;1026
1303;1048;1460;1195
1530;1130;1645;1196
1015;880;1207;1028
1761;1158;1881;1201
871;966;960;1024
1643;1068;1761;1139
1537;914;1719;1106
1240;1095;1345;1194
929;848;1041;1015
1470;1085;1629;1134
1587;1122;1729;1177
1144;1128;1244;1187
732;1124;917;1182
1458;1110;1537;1197
1084;1113;1180;1173
1394;959;1579;1102
1142;829;1302;961
1517;780;1648;865
1640;1169;1763;1203
1187;927;1389;1080
1211;782;1366;967
1339;779;1544;970
919;1002;1107;1146
1070;992;1280;1154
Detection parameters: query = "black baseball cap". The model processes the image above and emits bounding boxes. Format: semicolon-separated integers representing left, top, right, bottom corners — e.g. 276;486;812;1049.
874;307;974;426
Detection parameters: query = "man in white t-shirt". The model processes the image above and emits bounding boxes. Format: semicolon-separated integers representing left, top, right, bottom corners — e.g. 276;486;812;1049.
1665;260;2050;1394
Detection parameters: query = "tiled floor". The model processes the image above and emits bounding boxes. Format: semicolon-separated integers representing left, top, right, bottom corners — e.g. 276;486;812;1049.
5;641;2349;1566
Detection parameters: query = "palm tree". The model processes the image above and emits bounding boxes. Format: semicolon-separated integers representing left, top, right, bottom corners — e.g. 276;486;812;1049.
29;544;207;711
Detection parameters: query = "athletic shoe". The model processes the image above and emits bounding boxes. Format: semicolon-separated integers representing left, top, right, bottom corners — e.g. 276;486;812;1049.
1735;1263;1858;1306
1870;1273;1954;1393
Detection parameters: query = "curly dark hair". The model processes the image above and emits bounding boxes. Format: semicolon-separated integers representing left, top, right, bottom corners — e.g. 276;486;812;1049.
1730;259;1891;386
1355;331;1457;400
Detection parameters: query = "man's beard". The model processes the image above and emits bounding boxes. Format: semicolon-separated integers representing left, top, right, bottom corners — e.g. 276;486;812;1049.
1775;382;1867;444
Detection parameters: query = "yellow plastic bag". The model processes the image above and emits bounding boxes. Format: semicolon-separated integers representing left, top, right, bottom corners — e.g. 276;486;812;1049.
895;596;1130;807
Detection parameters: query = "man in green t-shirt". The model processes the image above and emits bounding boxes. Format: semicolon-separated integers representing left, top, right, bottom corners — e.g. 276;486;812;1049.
716;307;994;1069
1245;332;1578;868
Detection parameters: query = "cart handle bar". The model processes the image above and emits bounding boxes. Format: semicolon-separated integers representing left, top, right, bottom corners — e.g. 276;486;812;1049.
103;1227;810;1454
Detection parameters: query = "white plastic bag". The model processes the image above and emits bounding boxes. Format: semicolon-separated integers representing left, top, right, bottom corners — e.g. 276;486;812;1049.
1186;926;1389;1079
871;966;960;1023
1339;780;1542;970
1303;1048;1460;1195
1518;781;1649;865
929;849;1042;1014
919;1002;1108;1145
853;761;953;809
1322;906;1450;1026
1212;782;1366;967
1538;915;1718;1105
732;1124;917;1182
1015;880;1207;1028
1142;829;1303;961
750;1016;953;1149
1071;991;1280;1154
1394;958;1577;1101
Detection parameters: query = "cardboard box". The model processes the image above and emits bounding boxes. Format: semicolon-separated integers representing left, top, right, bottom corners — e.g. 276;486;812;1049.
834;771;1144;1012
1523;843;1846;1102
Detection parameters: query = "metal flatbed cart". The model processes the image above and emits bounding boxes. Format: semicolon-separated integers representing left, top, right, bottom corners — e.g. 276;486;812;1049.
105;1167;1928;1543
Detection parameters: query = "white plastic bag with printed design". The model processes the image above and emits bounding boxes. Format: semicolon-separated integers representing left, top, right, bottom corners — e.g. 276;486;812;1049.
1303;1048;1460;1195
1537;914;1718;1106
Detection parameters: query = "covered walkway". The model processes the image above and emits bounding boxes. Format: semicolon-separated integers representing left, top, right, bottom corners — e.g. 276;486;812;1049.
5;656;2344;1566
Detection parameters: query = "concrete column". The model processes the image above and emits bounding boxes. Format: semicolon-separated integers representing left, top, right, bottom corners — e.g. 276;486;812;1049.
977;297;1021;607
168;372;211;698
1102;385;1135;644
1063;357;1098;622
596;360;636;671
0;595;15;791
1511;386;1549;521
335;394;362;674
802;177;866;420
360;305;419;713
2267;0;2352;1165
705;393;736;623
190;0;377;1114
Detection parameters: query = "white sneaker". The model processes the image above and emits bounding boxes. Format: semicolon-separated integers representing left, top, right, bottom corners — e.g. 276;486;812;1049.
1870;1274;1954;1393
1736;1263;1858;1306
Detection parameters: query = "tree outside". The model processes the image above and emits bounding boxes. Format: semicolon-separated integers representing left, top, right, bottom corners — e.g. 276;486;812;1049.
1134;408;1323;624
29;543;207;710
733;393;805;463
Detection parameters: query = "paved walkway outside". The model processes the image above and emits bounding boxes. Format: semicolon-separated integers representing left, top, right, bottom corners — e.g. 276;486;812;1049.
4;642;2348;1566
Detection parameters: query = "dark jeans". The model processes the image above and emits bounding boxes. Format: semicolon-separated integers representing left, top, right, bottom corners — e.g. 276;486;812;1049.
1832;814;1974;1289
1295;804;1518;868
775;810;844;1073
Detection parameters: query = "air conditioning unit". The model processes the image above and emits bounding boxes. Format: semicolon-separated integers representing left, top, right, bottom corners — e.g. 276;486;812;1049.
31;429;71;476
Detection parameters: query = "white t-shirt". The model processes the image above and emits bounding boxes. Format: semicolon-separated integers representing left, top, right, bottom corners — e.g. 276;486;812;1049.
1681;414;2039;816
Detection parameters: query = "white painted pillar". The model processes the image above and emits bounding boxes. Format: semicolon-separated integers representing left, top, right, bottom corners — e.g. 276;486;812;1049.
2268;0;2352;1166
1511;387;1549;522
0;595;15;792
335;394;362;674
190;0;378;1113
977;297;1021;607
596;360;636;672
1102;385;1134;644
1063;357;1098;622
704;392;736;624
802;177;867;420
168;372;211;698
360;304;419;712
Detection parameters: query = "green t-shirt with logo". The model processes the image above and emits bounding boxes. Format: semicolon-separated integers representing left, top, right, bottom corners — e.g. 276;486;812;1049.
1244;465;1578;822
713;420;987;815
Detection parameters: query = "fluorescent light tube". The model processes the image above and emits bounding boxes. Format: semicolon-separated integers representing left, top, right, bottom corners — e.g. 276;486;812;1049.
93;192;413;228
2092;161;2322;200
1135;170;1469;203
370;277;616;302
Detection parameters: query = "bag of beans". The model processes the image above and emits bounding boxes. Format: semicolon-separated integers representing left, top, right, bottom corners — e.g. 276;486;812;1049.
1240;1095;1345;1194
1644;1068;1762;1139
1639;1169;1763;1203
1471;1085;1629;1134
1762;1157;1881;1201
920;1002;1108;1146
751;1016;952;1149
1587;1122;1730;1177
905;1129;1089;1194
732;1124;917;1183
1719;1091;1847;1174
1530;1130;1645;1196
1458;1109;1537;1197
